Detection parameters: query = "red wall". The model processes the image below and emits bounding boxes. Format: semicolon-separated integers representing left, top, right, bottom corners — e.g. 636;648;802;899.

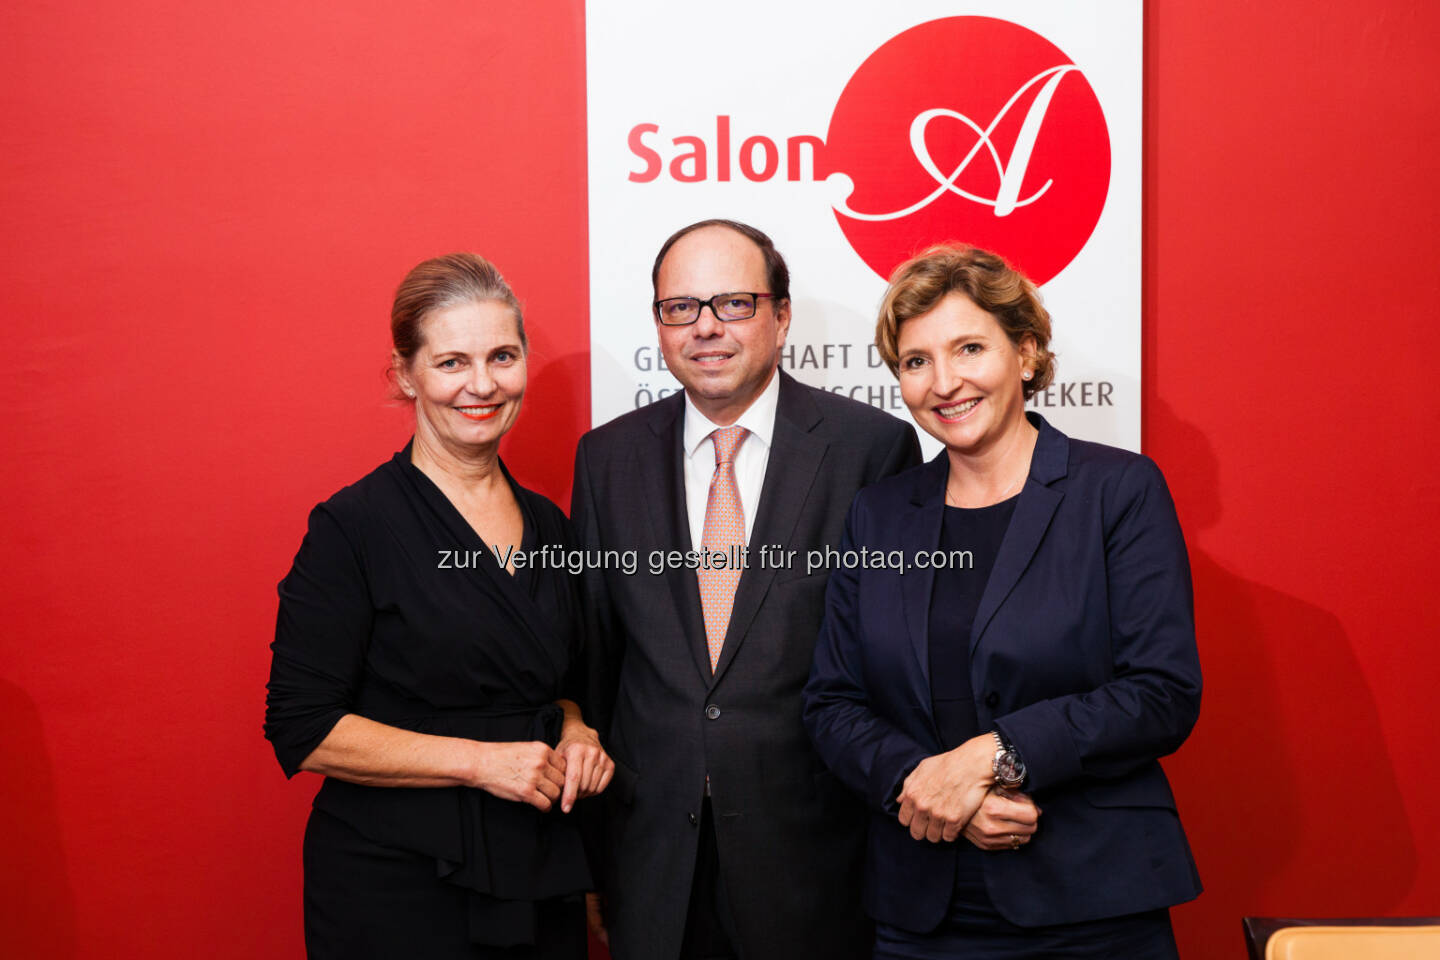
1;2;1435;958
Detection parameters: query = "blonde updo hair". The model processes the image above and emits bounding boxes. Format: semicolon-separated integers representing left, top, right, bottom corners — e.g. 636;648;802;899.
874;245;1054;400
391;253;525;359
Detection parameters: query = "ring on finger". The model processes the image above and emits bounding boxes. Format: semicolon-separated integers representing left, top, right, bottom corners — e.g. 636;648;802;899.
1009;835;1022;850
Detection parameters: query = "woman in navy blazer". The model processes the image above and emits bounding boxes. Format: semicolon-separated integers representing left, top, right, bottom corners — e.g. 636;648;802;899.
803;246;1201;958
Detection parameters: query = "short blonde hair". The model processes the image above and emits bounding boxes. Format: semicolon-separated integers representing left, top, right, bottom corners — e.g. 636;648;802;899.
875;245;1055;399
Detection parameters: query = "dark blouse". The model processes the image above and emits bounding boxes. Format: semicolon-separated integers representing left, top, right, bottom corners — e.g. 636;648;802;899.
927;496;1018;750
925;496;1018;923
264;444;591;945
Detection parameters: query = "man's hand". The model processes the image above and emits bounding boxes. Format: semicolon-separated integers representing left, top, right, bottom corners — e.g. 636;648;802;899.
586;892;609;948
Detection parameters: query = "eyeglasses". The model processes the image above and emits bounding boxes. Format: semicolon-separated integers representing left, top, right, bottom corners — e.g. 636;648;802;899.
653;292;777;326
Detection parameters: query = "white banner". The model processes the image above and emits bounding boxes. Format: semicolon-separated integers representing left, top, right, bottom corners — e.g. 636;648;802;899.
586;1;1142;454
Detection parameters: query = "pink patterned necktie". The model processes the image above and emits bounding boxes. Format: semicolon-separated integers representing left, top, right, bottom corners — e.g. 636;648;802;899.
698;426;748;671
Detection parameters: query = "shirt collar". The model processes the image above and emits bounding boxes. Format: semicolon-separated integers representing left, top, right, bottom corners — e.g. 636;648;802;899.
683;368;781;459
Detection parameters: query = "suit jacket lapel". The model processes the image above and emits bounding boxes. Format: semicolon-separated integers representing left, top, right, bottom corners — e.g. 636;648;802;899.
638;395;713;682
969;415;1069;655
901;455;949;694
710;373;823;685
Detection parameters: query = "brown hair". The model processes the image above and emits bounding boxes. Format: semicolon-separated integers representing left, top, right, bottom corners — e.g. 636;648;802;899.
391;253;526;367
650;219;791;304
874;244;1054;399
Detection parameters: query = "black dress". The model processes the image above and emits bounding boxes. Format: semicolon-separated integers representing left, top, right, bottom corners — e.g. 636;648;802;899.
265;444;590;959
874;498;1178;960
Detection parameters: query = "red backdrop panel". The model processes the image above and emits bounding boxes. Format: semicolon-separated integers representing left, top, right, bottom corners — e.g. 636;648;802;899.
1147;2;1440;955
0;2;589;957
0;2;1436;958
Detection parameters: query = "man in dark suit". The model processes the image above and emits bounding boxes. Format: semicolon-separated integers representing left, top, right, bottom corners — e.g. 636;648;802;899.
571;220;920;960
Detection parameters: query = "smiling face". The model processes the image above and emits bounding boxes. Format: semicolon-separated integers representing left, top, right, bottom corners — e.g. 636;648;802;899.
897;292;1035;457
394;299;526;457
654;225;790;425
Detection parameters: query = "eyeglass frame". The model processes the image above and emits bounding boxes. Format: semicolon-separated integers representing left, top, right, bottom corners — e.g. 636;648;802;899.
652;292;780;326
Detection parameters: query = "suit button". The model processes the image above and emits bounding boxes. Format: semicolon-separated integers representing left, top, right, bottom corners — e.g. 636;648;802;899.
985;692;999;708
688;812;698;826
705;704;721;720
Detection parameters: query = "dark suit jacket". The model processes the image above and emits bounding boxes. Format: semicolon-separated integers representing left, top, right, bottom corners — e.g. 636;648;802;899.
803;413;1203;933
571;371;920;960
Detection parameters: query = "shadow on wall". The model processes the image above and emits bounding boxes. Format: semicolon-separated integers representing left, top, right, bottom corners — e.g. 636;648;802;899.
1148;400;1415;958
501;350;591;509
0;680;78;959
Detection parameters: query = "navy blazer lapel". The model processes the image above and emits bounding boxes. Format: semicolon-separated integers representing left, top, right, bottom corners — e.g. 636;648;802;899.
901;454;949;693
711;373;824;685
970;415;1069;656
638;395;713;681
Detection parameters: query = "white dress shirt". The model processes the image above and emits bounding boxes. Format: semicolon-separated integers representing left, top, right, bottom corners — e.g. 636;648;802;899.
682;370;780;548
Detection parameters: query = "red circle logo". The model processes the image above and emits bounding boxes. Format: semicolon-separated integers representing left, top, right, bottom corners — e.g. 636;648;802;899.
825;16;1110;285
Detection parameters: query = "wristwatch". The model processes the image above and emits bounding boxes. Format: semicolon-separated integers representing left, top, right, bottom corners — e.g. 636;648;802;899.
992;731;1027;789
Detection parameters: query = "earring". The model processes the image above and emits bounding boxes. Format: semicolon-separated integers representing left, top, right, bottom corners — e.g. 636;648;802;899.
1022;370;1033;381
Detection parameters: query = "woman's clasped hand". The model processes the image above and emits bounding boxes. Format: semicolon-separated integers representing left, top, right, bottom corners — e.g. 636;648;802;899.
896;736;1039;848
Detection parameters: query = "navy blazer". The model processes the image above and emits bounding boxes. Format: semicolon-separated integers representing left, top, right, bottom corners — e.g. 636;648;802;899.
802;413;1202;932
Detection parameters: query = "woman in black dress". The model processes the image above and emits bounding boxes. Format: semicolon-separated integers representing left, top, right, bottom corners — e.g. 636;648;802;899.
803;245;1201;958
265;253;612;958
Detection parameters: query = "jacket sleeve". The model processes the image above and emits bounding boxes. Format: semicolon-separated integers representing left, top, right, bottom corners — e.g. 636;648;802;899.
568;435;625;740
993;457;1202;792
803;497;931;814
568;435;629;883
874;419;923;483
264;502;372;778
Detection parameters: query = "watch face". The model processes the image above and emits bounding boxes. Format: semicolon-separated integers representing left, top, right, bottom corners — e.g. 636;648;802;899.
995;751;1026;785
